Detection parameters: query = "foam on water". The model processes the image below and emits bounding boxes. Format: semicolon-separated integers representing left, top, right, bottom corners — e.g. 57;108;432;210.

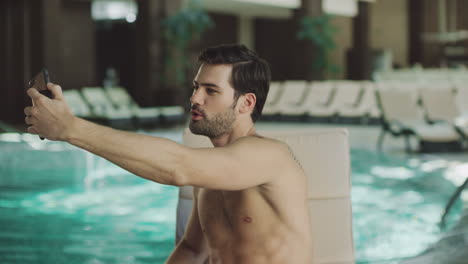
350;149;465;263
0;135;465;264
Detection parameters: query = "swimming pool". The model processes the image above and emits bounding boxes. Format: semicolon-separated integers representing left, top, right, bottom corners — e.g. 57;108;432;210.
0;132;465;263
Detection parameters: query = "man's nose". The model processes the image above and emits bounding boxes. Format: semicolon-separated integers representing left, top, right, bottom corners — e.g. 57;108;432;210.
190;89;204;106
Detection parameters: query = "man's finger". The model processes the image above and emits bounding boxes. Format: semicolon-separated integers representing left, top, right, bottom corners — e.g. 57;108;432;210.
26;88;44;101
24;106;33;116
27;126;38;135
48;83;64;100
25;115;36;125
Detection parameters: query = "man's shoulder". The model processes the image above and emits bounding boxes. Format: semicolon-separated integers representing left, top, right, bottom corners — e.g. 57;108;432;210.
231;134;287;147
231;135;292;162
229;135;290;155
237;135;305;176
233;136;307;189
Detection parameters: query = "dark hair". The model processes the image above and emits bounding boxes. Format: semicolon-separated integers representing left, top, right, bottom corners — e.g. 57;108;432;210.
197;44;271;122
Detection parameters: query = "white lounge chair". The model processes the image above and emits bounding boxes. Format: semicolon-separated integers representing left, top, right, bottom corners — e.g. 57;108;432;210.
264;81;284;108
360;82;381;121
81;87;133;118
420;84;460;122
419;84;468;145
376;84;461;152
305;81;336;121
62;89;93;118
261;81;284;118
81;87;135;129
276;81;334;119
105;86;185;125
454;82;468;117
104;86;161;127
158;106;186;123
454;82;468;142
269;80;309;118
338;81;381;124
177;128;355;264
331;81;364;123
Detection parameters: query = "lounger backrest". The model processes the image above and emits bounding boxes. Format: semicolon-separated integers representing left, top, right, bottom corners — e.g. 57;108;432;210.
63;89;92;117
181;128;355;264
331;81;363;107
376;83;423;122
307;81;335;105
276;80;309;106
81;87;112;106
359;82;377;107
265;81;284;106
454;83;468;116
159;106;185;116
81;87;116;114
359;82;381;117
104;86;135;106
420;85;459;122
393;81;422;91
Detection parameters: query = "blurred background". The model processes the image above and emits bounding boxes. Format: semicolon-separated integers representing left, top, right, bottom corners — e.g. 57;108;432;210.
1;1;468;263
2;0;467;125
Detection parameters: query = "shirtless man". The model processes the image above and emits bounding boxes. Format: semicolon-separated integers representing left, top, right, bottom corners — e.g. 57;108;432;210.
24;44;312;263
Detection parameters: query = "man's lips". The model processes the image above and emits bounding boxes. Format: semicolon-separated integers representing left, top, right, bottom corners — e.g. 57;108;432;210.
191;109;204;120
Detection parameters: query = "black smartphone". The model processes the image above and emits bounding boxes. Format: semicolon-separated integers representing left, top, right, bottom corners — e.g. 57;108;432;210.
28;68;53;99
27;68;52;140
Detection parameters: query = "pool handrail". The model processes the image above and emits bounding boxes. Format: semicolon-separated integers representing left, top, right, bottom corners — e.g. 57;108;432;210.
440;176;468;230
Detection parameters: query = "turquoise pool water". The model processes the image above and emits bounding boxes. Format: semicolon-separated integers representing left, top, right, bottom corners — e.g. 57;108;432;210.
350;149;464;263
0;133;464;264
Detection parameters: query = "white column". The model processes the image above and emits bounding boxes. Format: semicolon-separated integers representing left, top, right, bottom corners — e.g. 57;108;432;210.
438;0;447;33
238;15;254;49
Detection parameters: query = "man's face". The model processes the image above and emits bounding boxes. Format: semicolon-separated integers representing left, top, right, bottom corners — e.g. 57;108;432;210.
189;64;238;138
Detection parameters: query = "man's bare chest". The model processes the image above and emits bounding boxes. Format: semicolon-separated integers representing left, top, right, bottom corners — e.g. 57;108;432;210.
197;188;278;243
197;189;255;226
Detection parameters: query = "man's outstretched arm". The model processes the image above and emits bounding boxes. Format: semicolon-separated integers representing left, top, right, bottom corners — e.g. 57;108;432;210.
25;84;292;190
25;84;190;186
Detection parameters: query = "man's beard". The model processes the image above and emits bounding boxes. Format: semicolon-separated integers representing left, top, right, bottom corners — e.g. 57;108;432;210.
189;105;236;138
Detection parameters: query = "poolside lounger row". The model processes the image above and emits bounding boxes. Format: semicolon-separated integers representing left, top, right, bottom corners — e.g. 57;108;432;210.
63;86;185;130
262;79;467;152
262;80;381;124
178;128;354;264
374;67;468;84
376;82;468;152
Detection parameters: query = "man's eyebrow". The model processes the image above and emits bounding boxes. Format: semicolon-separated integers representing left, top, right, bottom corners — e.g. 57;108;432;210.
193;80;219;88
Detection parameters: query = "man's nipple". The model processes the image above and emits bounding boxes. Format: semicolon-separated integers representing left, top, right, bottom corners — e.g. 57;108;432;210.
243;216;252;223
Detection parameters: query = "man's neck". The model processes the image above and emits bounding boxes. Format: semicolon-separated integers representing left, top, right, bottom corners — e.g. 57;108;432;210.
210;122;256;147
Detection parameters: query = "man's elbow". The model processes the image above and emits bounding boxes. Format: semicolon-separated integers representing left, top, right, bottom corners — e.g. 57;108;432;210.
167;149;193;187
169;168;190;187
143;167;187;187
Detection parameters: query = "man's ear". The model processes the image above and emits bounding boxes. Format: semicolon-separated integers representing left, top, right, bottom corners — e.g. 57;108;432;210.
239;93;256;114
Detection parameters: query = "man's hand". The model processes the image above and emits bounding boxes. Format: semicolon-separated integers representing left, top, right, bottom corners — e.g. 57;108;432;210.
24;83;76;141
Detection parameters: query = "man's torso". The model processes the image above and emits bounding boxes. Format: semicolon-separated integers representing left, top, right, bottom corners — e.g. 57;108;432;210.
196;155;312;264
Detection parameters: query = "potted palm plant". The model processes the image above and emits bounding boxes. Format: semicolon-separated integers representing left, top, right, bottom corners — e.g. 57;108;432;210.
297;14;340;80
162;0;213;86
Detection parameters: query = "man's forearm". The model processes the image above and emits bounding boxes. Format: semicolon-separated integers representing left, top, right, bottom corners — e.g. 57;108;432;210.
65;117;188;186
